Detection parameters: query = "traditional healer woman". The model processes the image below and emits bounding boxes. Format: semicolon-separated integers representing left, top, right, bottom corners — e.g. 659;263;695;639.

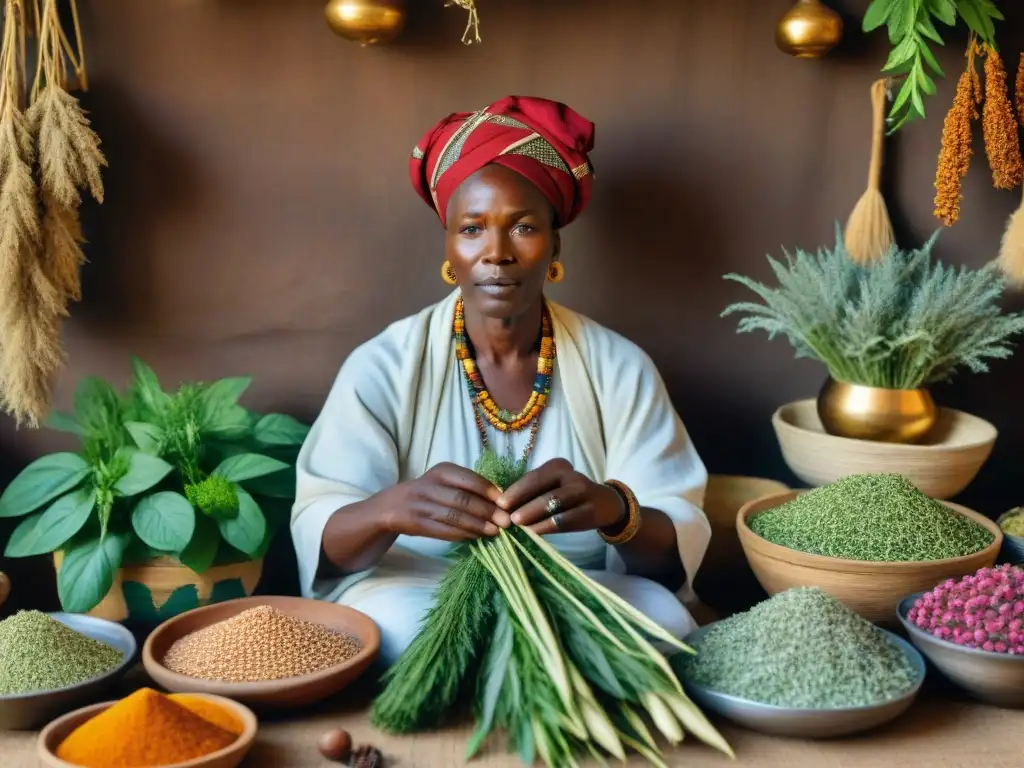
290;95;712;666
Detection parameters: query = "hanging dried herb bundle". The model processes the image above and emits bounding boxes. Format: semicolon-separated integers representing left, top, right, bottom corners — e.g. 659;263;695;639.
934;43;982;227
371;453;733;767
996;54;1024;287
0;0;103;427
982;45;1023;190
445;0;480;44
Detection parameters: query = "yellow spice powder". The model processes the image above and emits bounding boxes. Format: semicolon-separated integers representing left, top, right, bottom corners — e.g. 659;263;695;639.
167;693;244;736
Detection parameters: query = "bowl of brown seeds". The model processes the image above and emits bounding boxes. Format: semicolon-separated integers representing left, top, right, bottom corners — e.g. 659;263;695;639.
141;596;380;708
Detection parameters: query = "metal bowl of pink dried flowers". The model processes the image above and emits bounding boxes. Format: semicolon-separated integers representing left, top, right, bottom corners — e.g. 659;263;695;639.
897;564;1024;709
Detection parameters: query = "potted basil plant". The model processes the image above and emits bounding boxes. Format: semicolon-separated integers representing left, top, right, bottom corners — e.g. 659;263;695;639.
0;357;309;625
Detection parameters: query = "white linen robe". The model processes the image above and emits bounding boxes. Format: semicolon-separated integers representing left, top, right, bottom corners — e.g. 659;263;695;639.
290;290;711;665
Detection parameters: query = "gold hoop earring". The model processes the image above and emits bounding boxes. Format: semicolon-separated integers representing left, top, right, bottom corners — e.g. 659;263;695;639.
546;261;565;283
441;260;458;285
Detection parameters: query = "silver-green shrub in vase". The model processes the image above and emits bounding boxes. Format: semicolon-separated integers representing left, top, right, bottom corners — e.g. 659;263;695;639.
721;225;1024;443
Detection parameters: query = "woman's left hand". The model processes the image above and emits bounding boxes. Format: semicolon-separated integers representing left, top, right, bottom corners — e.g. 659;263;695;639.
497;458;626;534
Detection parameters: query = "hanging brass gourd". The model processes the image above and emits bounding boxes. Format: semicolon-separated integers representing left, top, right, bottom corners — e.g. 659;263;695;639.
324;0;406;46
775;0;844;58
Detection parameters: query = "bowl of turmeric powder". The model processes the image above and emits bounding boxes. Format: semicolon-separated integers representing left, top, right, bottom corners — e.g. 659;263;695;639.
37;687;257;768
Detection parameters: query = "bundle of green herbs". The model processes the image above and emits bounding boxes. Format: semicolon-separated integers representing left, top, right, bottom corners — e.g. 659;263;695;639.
721;224;1024;390
0;357;309;613
371;452;733;767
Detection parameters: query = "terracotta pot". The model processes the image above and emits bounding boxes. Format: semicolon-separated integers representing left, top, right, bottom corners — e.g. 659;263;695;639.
0;571;9;609
816;377;937;444
52;554;263;626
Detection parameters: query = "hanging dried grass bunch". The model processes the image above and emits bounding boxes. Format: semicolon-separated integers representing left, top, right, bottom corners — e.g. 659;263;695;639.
0;0;104;427
445;0;480;44
997;54;1024;288
934;43;982;227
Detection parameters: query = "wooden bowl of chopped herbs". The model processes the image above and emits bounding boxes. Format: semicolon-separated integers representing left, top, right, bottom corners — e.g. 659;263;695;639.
0;611;136;730
772;400;996;499
736;475;1003;625
142;596;380;708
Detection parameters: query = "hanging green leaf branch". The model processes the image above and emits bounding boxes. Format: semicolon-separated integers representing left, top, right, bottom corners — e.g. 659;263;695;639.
862;0;1005;133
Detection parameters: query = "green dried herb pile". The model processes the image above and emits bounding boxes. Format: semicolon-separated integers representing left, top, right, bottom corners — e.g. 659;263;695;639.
371;453;732;767
749;473;993;562
0;610;122;695
674;588;919;708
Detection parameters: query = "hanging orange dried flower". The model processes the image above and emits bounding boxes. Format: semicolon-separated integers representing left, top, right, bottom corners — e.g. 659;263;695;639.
1016;53;1024;128
982;45;1023;190
934;48;981;226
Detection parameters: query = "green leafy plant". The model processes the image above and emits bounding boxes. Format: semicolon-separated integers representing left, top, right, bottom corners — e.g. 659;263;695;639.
0;357;310;613
721;224;1024;390
862;0;1004;132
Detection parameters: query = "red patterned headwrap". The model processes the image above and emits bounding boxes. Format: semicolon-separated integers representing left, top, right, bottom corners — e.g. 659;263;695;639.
409;95;595;229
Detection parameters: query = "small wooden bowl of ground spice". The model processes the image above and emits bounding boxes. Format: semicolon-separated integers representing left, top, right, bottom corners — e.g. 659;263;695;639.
0;611;136;730
736;474;1002;625
37;687;256;768
142;596;380;708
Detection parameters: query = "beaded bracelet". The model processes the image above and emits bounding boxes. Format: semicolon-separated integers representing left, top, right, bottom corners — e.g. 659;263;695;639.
599;480;642;545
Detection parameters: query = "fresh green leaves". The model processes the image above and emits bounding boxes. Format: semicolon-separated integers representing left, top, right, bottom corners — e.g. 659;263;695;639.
254;413;309;445
177;514;221;574
130;356;171;416
124;422;163;454
114;451;174;496
0;453;90;518
5;489;96;557
132;492;196;552
213;453;290;483
217;487;266;557
862;0;1004;132
57;532;130;614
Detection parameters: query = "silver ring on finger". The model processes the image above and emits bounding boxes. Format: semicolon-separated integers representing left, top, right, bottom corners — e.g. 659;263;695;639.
546;495;562;515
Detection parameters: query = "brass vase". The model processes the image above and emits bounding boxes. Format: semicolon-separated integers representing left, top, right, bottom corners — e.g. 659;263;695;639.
324;0;406;46
775;0;844;58
816;378;937;444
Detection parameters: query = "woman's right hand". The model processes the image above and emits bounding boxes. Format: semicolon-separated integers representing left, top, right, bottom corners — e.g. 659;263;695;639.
380;462;511;541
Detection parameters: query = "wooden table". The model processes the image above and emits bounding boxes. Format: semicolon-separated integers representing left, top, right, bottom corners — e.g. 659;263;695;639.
3;672;1018;768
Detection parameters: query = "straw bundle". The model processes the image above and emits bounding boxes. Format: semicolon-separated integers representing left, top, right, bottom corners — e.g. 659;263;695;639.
0;0;104;427
845;78;895;264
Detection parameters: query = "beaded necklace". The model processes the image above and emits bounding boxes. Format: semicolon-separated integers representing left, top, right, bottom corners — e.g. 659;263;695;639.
453;296;554;463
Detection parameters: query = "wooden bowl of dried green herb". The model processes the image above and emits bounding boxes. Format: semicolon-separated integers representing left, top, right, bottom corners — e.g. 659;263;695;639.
736;475;1002;625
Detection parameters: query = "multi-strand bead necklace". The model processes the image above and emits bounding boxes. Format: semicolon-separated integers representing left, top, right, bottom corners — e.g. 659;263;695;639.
453;296;554;464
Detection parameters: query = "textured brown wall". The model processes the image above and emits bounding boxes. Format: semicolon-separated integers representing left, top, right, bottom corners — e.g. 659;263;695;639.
2;0;1024;611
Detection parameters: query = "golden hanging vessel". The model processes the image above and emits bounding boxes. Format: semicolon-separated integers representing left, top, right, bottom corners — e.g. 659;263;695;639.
324;0;406;45
775;0;844;59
